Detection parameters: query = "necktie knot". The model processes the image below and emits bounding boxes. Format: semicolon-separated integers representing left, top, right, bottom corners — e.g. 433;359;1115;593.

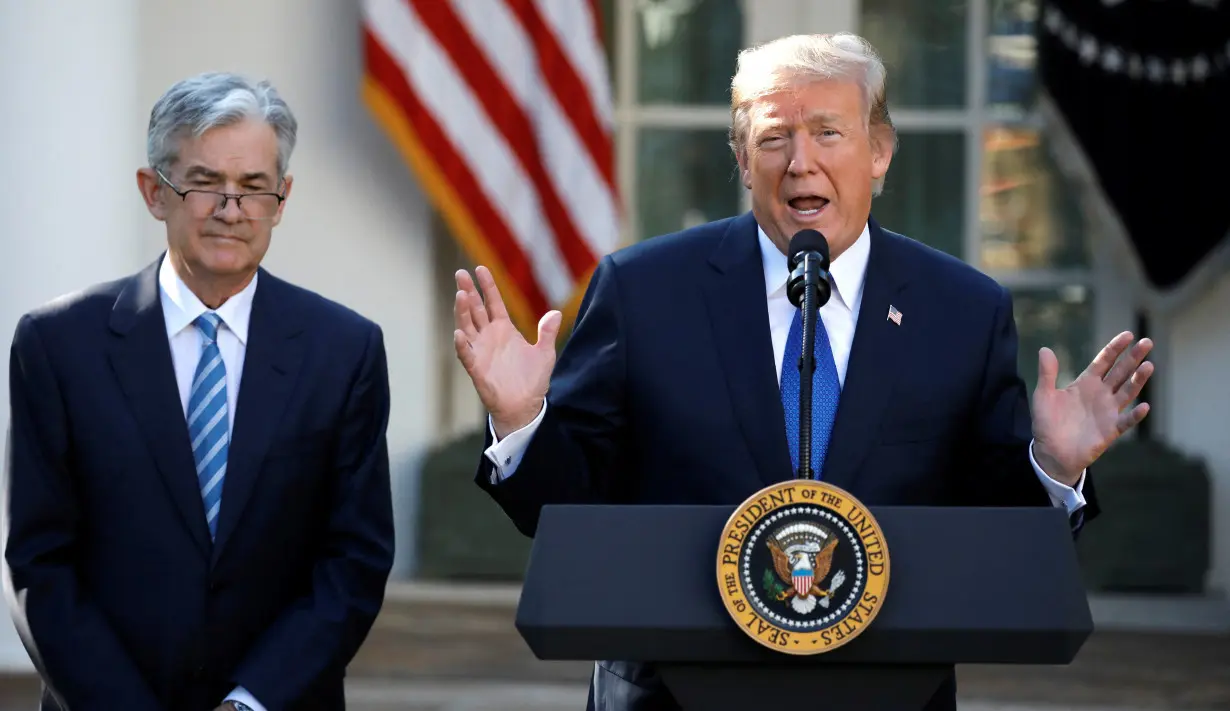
195;312;221;344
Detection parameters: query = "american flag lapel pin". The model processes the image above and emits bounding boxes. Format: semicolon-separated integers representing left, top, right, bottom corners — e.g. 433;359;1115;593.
887;305;903;326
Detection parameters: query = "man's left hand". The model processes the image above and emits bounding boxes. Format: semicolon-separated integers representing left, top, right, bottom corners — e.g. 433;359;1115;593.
1032;331;1154;487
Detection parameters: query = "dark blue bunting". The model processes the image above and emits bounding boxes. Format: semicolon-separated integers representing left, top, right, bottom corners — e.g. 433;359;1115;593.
1036;0;1230;289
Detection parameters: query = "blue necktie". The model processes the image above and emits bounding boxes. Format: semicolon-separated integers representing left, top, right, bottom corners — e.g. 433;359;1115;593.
187;312;229;539
780;308;841;479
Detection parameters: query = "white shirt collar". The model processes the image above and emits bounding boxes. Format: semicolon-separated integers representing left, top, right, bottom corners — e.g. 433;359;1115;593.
158;253;256;345
758;222;871;310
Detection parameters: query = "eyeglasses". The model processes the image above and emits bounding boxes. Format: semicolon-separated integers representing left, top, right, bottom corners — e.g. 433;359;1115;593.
156;168;286;221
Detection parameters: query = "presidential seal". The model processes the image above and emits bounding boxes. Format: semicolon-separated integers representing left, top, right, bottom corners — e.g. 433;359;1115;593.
716;479;889;655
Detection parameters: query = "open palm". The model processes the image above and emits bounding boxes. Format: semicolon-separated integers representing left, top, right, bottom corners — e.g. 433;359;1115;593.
1031;331;1154;486
453;266;561;438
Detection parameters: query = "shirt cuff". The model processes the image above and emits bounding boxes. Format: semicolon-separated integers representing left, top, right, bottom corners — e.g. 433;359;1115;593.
225;687;266;711
483;399;547;484
1029;439;1087;515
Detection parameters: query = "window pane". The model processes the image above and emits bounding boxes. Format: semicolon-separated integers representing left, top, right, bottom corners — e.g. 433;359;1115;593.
1011;286;1093;393
636;0;743;105
636;129;741;241
872;132;966;258
979;126;1090;270
987;0;1039;110
860;0;968;108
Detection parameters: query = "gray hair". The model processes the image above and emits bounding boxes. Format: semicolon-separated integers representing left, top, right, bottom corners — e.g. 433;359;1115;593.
146;72;298;179
728;33;897;196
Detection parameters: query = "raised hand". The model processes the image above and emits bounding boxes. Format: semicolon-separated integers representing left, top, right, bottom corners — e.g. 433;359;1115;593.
1031;331;1155;486
453;266;561;439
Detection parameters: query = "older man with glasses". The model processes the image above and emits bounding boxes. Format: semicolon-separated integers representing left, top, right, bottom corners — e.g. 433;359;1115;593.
3;72;395;711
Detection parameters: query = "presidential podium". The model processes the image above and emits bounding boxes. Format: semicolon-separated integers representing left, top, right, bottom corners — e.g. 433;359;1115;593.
514;504;1093;711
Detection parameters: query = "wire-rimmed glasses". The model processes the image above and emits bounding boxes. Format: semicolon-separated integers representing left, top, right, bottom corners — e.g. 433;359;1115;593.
156;168;285;221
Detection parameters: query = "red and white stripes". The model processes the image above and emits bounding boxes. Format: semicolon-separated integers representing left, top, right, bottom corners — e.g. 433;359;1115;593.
362;0;619;333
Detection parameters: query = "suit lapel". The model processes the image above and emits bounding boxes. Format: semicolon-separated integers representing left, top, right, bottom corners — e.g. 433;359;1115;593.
822;219;913;492
211;271;305;564
108;257;212;557
703;213;794;487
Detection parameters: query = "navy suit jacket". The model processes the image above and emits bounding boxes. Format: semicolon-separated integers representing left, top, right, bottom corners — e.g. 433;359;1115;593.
3;256;395;711
476;213;1098;711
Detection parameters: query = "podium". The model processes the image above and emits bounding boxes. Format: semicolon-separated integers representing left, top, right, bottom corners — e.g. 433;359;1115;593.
514;504;1093;710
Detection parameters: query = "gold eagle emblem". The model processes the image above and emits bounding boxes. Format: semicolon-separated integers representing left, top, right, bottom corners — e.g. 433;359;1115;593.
767;525;847;615
717;479;890;655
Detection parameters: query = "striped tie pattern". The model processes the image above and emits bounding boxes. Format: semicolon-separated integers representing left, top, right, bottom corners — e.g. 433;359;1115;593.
188;312;228;539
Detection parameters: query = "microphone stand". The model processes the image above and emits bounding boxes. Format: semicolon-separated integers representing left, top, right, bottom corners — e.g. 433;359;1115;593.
792;252;831;479
786;230;832;481
795;252;823;481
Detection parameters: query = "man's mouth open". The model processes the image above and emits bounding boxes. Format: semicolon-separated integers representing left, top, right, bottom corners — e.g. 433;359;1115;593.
787;196;829;218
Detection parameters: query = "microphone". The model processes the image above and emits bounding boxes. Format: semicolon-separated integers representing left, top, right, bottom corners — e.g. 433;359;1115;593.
787;229;831;309
785;229;831;480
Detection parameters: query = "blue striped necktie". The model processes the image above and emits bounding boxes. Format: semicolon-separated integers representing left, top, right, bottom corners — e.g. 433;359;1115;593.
188;312;229;539
780;308;841;478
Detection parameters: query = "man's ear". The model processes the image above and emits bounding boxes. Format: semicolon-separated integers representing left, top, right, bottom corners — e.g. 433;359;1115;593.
870;125;895;183
270;174;293;227
136;168;168;222
735;147;752;189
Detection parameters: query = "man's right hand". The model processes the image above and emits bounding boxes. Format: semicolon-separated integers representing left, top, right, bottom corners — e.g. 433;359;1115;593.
453;266;561;439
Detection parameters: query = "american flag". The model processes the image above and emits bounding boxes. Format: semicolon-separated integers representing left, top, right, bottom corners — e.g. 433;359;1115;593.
887;305;903;326
360;0;621;336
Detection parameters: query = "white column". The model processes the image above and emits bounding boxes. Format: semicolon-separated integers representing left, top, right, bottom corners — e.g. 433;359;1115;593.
1164;276;1230;598
0;0;144;671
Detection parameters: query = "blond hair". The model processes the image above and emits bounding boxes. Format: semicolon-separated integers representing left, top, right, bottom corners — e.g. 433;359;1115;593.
728;33;897;196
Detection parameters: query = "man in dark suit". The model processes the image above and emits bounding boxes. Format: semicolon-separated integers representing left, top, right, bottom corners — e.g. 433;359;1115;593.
3;72;394;711
451;33;1154;711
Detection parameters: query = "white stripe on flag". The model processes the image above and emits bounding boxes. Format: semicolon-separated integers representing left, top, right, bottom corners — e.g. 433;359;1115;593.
365;0;574;304
533;0;616;130
450;0;618;261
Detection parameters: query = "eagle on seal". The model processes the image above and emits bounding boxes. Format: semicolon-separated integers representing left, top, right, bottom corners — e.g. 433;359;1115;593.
768;525;846;615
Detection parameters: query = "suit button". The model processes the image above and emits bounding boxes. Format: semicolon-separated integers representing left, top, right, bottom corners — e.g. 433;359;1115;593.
209;579;224;592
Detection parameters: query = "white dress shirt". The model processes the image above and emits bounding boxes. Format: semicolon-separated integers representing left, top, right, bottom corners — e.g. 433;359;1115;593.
482;223;1086;515
158;255;268;711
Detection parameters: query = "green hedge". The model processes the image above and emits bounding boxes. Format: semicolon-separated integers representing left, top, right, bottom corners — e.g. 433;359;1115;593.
413;427;1212;593
414;428;532;581
1076;437;1210;594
